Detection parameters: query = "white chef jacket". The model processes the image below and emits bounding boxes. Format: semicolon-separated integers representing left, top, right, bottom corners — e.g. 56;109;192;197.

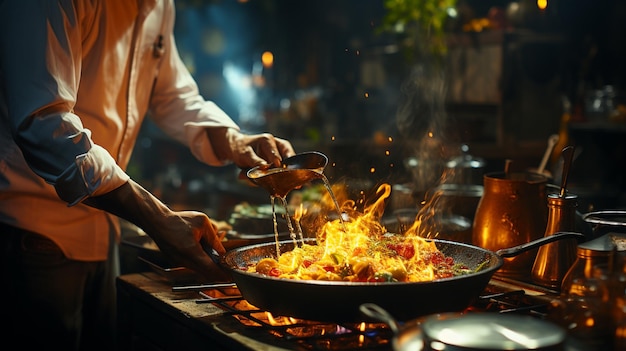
0;0;239;261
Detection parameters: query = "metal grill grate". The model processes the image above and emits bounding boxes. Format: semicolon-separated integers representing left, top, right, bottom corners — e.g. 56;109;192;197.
191;277;557;351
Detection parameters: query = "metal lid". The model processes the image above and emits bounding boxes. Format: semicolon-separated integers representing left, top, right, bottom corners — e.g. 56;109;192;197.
446;155;486;169
578;232;626;252
446;144;485;169
435;184;484;197
421;313;566;350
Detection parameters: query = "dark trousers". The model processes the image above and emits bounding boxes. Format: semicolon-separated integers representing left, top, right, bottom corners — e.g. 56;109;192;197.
0;223;118;350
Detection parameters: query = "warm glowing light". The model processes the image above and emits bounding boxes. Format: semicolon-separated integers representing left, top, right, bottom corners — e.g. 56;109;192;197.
294;204;305;221
247;183;463;283
428;131;434;138
364;92;369;98
265;312;298;326
293;204;306;235
369;167;376;173
331;136;336;141
373;131;388;145
616;325;626;339
356;50;360;56
261;51;274;68
358;322;366;345
388;136;393;142
537;0;547;10
251;75;265;87
267;312;278;324
585;317;595;327
385;150;390;156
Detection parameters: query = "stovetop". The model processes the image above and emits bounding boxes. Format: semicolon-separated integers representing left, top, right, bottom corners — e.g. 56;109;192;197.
194;276;560;351
118;272;596;351
118;272;600;351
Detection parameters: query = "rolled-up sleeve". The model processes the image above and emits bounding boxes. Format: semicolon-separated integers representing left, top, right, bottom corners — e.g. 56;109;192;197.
146;5;240;166
0;0;129;205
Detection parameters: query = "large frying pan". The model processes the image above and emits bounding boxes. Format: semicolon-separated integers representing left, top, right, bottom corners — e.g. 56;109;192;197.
218;232;583;322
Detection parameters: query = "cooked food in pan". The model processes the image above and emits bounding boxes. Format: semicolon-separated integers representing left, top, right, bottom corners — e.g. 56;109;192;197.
246;234;475;282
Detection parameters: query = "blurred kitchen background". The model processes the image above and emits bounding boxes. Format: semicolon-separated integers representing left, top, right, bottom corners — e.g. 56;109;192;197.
127;0;626;222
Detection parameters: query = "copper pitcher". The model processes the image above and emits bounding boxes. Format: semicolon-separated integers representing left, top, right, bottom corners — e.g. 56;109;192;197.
472;171;549;280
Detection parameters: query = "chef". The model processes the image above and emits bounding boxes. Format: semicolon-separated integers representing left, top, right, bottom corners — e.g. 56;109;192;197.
0;0;295;350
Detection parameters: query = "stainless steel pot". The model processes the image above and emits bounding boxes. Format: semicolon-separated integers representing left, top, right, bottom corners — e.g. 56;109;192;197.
582;210;626;238
382;208;473;244
431;183;483;222
444;144;486;186
360;304;574;351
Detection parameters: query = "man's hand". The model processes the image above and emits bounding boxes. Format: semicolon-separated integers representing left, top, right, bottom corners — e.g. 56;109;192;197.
84;180;231;282
148;209;231;282
209;128;296;168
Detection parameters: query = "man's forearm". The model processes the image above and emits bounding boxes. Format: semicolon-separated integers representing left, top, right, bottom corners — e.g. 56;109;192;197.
82;179;171;233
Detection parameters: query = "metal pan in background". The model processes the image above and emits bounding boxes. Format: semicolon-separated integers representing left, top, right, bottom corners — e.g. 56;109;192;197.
359;303;585;351
582;210;626;238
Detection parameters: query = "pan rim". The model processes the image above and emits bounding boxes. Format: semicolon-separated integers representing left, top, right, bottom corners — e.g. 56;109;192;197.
223;237;504;287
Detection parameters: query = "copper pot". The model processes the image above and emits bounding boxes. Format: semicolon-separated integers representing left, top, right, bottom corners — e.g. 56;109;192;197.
472;171;549;280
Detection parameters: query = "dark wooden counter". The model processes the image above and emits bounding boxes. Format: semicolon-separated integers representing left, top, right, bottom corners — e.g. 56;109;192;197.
116;272;300;351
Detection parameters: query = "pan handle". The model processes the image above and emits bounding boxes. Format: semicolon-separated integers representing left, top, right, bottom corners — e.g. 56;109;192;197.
200;241;234;280
359;303;401;334
495;231;585;258
205;247;228;268
172;282;237;292
582;210;626;227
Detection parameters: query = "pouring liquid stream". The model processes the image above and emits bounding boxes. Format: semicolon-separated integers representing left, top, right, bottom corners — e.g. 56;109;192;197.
248;167;345;256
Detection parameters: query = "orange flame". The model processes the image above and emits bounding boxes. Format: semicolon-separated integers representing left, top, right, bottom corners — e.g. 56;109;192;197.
266;312;298;326
537;0;547;11
250;182;468;283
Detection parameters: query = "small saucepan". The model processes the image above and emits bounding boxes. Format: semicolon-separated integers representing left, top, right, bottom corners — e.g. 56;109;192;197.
359;303;580;351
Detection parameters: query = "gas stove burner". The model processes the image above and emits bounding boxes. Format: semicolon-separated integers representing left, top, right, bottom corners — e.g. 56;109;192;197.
186;276;565;351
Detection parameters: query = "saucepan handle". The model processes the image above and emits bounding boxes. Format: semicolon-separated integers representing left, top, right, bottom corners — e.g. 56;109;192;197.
359;303;401;334
582;210;626;227
496;231;585;258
